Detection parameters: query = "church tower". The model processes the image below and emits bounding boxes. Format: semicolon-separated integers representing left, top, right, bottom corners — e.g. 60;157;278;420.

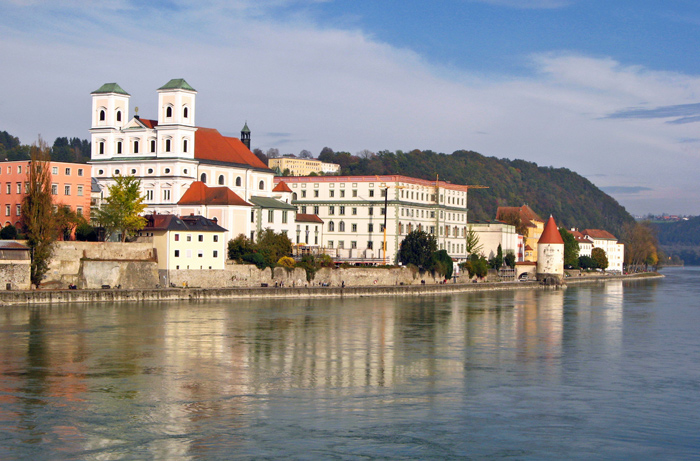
90;83;130;159
241;122;251;149
156;79;197;159
537;215;565;285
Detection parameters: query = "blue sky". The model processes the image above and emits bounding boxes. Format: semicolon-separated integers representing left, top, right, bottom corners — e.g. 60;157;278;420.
2;0;700;216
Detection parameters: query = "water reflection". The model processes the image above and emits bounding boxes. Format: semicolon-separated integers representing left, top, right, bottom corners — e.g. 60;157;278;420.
2;274;695;459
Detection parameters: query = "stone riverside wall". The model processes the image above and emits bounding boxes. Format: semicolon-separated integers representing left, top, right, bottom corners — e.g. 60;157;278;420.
167;264;443;289
0;260;31;290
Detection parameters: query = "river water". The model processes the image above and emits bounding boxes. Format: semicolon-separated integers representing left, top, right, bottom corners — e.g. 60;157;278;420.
1;268;699;459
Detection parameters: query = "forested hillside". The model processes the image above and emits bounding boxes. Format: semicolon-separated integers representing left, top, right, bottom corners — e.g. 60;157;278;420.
0;131;91;163
653;218;700;265
318;148;634;235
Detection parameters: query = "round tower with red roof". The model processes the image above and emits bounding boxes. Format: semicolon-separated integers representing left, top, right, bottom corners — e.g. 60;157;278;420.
537;215;565;284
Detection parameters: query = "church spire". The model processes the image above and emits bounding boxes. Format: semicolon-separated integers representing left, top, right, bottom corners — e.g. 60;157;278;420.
241;121;251;149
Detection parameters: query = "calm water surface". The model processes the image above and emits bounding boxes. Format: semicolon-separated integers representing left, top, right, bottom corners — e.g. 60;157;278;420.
1;268;699;459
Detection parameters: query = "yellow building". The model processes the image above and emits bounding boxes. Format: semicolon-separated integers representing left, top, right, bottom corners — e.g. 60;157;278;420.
496;205;544;262
269;157;340;176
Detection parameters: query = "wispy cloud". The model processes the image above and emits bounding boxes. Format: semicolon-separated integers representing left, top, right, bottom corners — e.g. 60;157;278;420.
466;0;573;9
606;102;700;124
600;186;653;195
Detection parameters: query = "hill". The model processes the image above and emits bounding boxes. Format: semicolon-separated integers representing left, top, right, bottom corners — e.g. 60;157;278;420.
652;217;700;265
0;131;91;163
318;149;634;236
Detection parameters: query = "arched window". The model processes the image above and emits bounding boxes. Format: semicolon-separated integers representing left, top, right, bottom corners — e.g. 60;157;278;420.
183;139;188;153
218;175;225;185
99;110;105;121
150;140;156;153
259;180;264;190
200;173;207;183
133;140;139;154
166;106;173;118
339;221;345;232
292;192;297;200
165;139;171;152
99;141;104;155
236;177;242;187
328;221;335;232
116;141;122;154
183;107;189;118
116;110;122;122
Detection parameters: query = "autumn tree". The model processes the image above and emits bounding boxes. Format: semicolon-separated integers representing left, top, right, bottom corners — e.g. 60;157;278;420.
621;221;659;271
21;137;57;286
499;210;529;236
95;175;147;242
591;247;609;271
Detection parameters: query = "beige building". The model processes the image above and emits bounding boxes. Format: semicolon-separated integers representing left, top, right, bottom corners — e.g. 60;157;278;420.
496;205;545;262
275;175;472;264
269;157;340;176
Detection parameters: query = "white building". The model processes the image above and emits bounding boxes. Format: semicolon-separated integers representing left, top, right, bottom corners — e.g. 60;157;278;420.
581;229;625;272
275;175;473;264
468;222;519;260
89;79;295;242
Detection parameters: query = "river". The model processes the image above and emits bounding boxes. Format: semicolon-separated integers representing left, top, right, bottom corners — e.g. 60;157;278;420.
1;268;698;459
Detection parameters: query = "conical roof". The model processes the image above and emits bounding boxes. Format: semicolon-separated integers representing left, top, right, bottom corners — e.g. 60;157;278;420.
538;215;564;244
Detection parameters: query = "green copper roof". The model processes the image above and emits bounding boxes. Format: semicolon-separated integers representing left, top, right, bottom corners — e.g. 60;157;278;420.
158;78;196;92
241;122;250;133
91;83;130;95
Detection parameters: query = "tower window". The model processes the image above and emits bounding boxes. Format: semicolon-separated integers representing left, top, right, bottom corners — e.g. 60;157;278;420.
166;106;172;118
165;139;171;152
134;140;139;154
183;107;189;118
99;110;105;121
183;139;188;153
116;141;122;154
99;142;104;155
116;111;122;122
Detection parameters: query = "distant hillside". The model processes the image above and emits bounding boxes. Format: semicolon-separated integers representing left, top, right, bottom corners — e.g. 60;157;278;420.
0;130;90;163
653;218;700;265
318;149;634;235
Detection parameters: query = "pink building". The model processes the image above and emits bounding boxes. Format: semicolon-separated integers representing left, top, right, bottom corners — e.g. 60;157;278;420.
0;161;92;228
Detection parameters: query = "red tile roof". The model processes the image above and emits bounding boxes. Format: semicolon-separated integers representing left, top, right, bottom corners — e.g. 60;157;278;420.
138;118;158;129
177;181;252;207
195;127;269;170
538;216;564;244
583;229;618;240
296;213;323;223
272;181;293;193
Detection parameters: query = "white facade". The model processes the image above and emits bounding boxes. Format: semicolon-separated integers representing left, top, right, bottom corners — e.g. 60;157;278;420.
89;80;292;242
469;222;518;259
277;175;472;264
537;242;565;276
583;231;625;272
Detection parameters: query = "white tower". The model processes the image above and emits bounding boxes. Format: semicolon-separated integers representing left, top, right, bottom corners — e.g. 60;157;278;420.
90;83;130;159
537;215;565;284
156;79;197;160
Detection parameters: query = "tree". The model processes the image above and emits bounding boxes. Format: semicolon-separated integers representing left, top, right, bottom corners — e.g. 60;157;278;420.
0;224;18;240
559;228;580;268
95;175;147;242
504;251;516;268
578;255;597;270
253;148;268;165
488;243;503;269
621;221;659;271
299;149;313;159
256;228;293;268
498;210;529;236
54;206;79;240
432;249;453;279
591;247;608;271
21;137;57;286
75;220;98;241
465;225;483;256
460;254;488;279
266;148;280;159
398;230;437;270
228;234;255;262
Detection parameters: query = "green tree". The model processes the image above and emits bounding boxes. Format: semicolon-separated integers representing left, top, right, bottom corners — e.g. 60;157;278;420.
0;224;18;240
95;175;147;242
489;243;504;269
432;249;453;279
54;206;79;241
504;251;516;268
559;228;580;268
256;228;293;268
398;230;437;270
578;255;597;270
591;247;608;271
21;138;57;286
75;220;98;241
460;254;488;279
228;234;254;261
465;225;483;256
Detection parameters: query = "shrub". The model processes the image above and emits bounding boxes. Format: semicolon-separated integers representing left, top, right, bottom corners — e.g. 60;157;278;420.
277;256;296;269
0;224;18;240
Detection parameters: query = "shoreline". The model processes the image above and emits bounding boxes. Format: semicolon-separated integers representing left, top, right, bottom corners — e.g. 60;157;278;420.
0;272;663;306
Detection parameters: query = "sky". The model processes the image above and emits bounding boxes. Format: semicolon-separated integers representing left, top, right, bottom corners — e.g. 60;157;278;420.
2;0;700;216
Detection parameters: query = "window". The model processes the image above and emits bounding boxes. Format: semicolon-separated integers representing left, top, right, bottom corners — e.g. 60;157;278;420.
52;166;58;174
314;206;319;214
352;208;357;215
368;207;373;216
174;250;180;257
236;177;241;187
368;223;374;232
99;141;105;155
166;106;173;118
301;206;307;214
301;190;306;198
117;141;122;154
164;168;171;174
329;206;335;215
381;189;386;197
16;183;21;194
213;250;218;258
367;241;374;249
314;190;319;198
147;168;154;174
328;221;335;232
6;183;10;194
268;210;274;223
340;190;345;198
352;190;357;197
198;251;203;258
165;139;171;152
183;139;188;153
380;224;385;231
184;107;189;118
163;190;171;201
213;235;219;242
339;206;345;215
259;180;264;190
329;190;334;197
218;175;225;185
16;204;20;216
99;110;105;121
369;190;374;197
339;221;345;232
328;241;334;248
63;185;70;196
134;140;139;154
251;210;255;223
198;235;204;242
131;169;137;175
380;208;385;215
77;185;83;196
174;234;180;241
76;207;83;216
282;210;288;223
4;205;8;216
150;140;156;153
187;234;192;242
17;166;21;174
200;173;207;183
98;169;104;175
351;241;357;249
338;241;344;249
116;110;122;122
351;223;357;232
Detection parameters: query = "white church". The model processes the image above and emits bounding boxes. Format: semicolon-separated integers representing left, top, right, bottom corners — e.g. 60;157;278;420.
89;79;296;241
